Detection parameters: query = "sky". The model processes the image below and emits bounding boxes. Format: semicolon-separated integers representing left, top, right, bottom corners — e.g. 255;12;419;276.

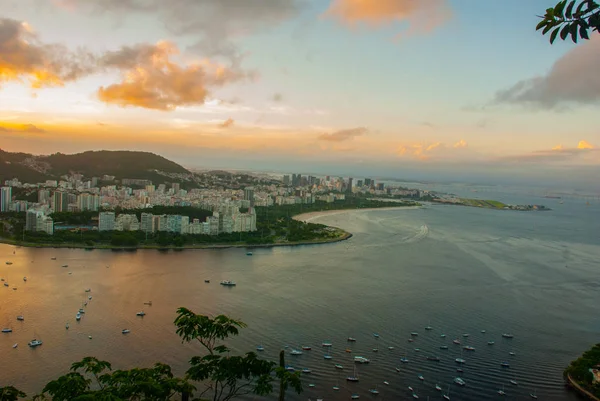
0;0;598;189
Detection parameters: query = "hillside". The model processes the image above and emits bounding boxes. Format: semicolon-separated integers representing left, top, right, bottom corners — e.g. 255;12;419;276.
0;149;191;185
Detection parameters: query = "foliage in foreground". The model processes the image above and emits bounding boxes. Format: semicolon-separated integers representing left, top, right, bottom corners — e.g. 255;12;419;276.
0;309;302;401
564;343;600;397
537;0;599;43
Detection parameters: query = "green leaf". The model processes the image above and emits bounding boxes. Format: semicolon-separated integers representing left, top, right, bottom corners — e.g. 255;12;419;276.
543;22;556;34
579;24;590;39
554;0;566;17
570;23;579;42
550;27;561;43
560;23;571;39
575;0;587;15
536;19;548;31
565;0;575;18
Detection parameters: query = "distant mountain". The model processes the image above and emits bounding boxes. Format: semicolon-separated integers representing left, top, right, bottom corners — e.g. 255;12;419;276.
0;149;191;185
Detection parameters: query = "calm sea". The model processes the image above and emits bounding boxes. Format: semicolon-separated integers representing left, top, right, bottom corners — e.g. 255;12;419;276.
1;189;599;400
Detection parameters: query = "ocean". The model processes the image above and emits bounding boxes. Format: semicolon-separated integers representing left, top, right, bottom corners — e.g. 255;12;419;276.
0;188;599;400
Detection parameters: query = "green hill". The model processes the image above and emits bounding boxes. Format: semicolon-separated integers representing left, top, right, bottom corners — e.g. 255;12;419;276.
0;149;191;185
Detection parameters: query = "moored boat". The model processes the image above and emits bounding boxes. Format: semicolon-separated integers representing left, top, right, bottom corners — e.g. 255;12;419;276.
28;339;43;347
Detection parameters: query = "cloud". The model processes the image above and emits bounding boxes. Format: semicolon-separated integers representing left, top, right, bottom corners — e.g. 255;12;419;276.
0;17;96;89
97;41;251;111
453;139;468;149
0;123;45;133
323;0;450;37
54;0;300;61
577;140;594;149
552;144;564;151
218;118;235;129
494;36;600;109
319;127;368;141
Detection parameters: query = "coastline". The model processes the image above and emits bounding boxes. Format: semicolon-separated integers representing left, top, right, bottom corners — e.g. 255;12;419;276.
567;374;600;401
293;205;422;223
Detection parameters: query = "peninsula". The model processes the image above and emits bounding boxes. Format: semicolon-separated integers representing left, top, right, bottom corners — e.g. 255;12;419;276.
564;344;600;400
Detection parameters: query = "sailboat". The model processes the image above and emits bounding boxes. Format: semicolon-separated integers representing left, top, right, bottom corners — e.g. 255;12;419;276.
346;364;359;382
368;385;379;395
443;386;450;400
455;348;466;364
530;389;538;399
498;385;506;396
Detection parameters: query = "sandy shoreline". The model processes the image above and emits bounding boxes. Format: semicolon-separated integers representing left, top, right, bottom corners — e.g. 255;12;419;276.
293;205;422;223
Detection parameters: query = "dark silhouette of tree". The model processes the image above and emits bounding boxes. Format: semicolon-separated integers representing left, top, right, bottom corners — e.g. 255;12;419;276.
537;0;599;43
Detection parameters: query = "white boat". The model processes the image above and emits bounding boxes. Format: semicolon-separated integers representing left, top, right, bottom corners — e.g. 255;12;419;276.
383;381;389;385
455;358;466;364
488;341;495;345
256;345;264;352
28;339;43;347
501;362;510;368
463;345;475;351
17;315;24;321
498;385;506;396
220;280;236;286
354;356;370;364
425;325;433;331
443;386;451;400
453;377;465;386
3;283;8;287
290;349;303;355
453;339;460;345
13;343;17;348
368;388;379;395
502;333;514;338
481;329;486;333
79;308;85;314
346;364;359;382
136;311;146;316
530;390;538;399
122;329;130;334
302;368;311;374
351;395;359;400
88;296;92;300
347;337;357;342
76;313;81;321
333;386;340;391
436;384;442;391
323;354;332;360
440;333;446;338
85;288;91;292
510;379;518;385
2;328;13;333
62;264;68;268
308;384;315;388
23;277;27;281
418;374;424;381
400;357;409;363
388;346;394;350
509;351;516;356
322;341;333;347
411;332;419;336
462;333;469;337
335;364;343;369
66;322;69;329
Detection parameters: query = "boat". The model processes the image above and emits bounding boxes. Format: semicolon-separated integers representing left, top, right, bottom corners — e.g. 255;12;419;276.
368;388;379;395
383;381;389;385
388;346;394;350
6;261;12;265
354;356;370;364
79;308;85;314
481;329;486;333
308;384;315;388
335;364;343;369
333;386;340;391
453;377;466;386
290;349;303;355
372;348;378;352
509;351;516;356
12;287;17;290
414;348;420;352
136;311;146;316
13;343;17;348
345;348;352;353
3;283;8;287
301;346;311;350
418;374;424;381
408;338;414;342
256;345;264;352
408;386;413;392
285;366;295;372
122;329;130;334
62;264;68;268
347;337;357;342
411;332;419;336
346;364;359;382
220;280;236;286
2;328;13;333
76;313;81;321
427;356;440;361
501;362;510;368
28;339;43;347
84;302;87;306
453;339;460;345
400;357;409;363
322;341;333;347
530;390;538;399
440;345;448;350
510;379;518;385
51;257;57;260
204;279;210;283
144;301;152;306
85;288;91;292
412;393;419;399
88;335;92;339
443;386;451;400
462;333;469;337
246;252;253;256
502;333;514;338
23;277;27;282
88;295;92;300
66;322;69;329
302;368;311;374
425;325;433;331
488;341;495;345
498;385;506;396
463;346;475;351
435;384;442;391
373;333;380;338
351;395;359;399
440;333;446;338
324;354;332;360
16;315;24;321
456;368;463;373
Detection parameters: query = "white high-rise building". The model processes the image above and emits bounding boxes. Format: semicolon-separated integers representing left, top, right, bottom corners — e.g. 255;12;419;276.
141;213;155;233
77;193;100;211
0;187;12;212
98;212;116;231
115;214;140;231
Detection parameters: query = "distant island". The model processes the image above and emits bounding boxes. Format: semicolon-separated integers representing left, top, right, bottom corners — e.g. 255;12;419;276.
433;197;551;211
564;344;600;400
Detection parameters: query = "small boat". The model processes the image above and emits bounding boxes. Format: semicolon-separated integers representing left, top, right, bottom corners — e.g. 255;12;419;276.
322;341;333;347
440;333;446;338
414;348;421;352
220;280;236;286
383;381;389;385
368;388;379;395
463;346;475;351
498;385;506;396
408;338;414;342
453;377;466;386
301;368;311;374
308;384;315;388
6;261;13;265
335;364;343;369
345;348;352;353
2;328;13;333
462;333;469;337
427;356;440;361
354;356;370;364
373;333;380;338
28;339;43;347
347;337;357;342
301;346;311;351
396;367;401;372
412;393;419;399
76;313;81;321
85;288;91;292
401;357;409;363
88;296;92;300
84;301;88;306
290;349;303;355
435;384;442;391
411;332;419;336
481;330;486;333
144;301;152;306
418;374;424;381
68;272;72;275
456;368;463;373
65;321;70;329
501;362;510;368
440;345;448;350
284;366;295;372
246;252;253;256
502;333;514;339
12;287;17;290
136;311;146;316
443;388;451;400
13;343;17;348
256;345;264;352
510;379;518;385
51;257;57;260
455;358;466;364
324;354;332;360
509;352;516;356
425;325;433;331
62;264;68;268
488;341;495;345
372;348;378;352
17;315;24;321
530;390;538;399
388;346;394;350
88;335;92;339
453;339;461;345
347;365;359;382
408;386;413;392
333;386;340;391
122;329;130;334
3;283;8;287
23;277;27;282
79;308;85;314
351;395;359;399
204;280;210;283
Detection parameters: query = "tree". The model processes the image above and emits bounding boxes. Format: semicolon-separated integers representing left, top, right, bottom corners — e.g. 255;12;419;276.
0;386;26;401
537;0;599;43
174;308;302;401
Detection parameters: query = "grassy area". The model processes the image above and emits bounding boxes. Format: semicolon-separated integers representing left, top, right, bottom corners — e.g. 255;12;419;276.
460;198;507;209
564;344;600;398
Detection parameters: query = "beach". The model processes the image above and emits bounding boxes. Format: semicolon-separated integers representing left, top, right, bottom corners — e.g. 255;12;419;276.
293;205;423;223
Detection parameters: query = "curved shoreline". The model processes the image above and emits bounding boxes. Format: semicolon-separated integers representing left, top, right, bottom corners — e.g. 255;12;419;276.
567;374;600;401
293;205;422;223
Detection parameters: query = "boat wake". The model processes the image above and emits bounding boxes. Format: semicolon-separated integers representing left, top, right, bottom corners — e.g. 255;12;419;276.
398;224;429;244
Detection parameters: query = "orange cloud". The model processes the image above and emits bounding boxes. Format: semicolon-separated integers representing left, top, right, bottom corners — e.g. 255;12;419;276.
453;139;468;149
0;122;46;133
319;127;368;141
324;0;450;37
97;41;250;111
552;144;564;151
0;17;95;89
218;118;235;128
577;140;594;150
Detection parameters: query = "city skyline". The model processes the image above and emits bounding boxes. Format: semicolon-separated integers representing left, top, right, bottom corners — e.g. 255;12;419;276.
0;0;598;188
